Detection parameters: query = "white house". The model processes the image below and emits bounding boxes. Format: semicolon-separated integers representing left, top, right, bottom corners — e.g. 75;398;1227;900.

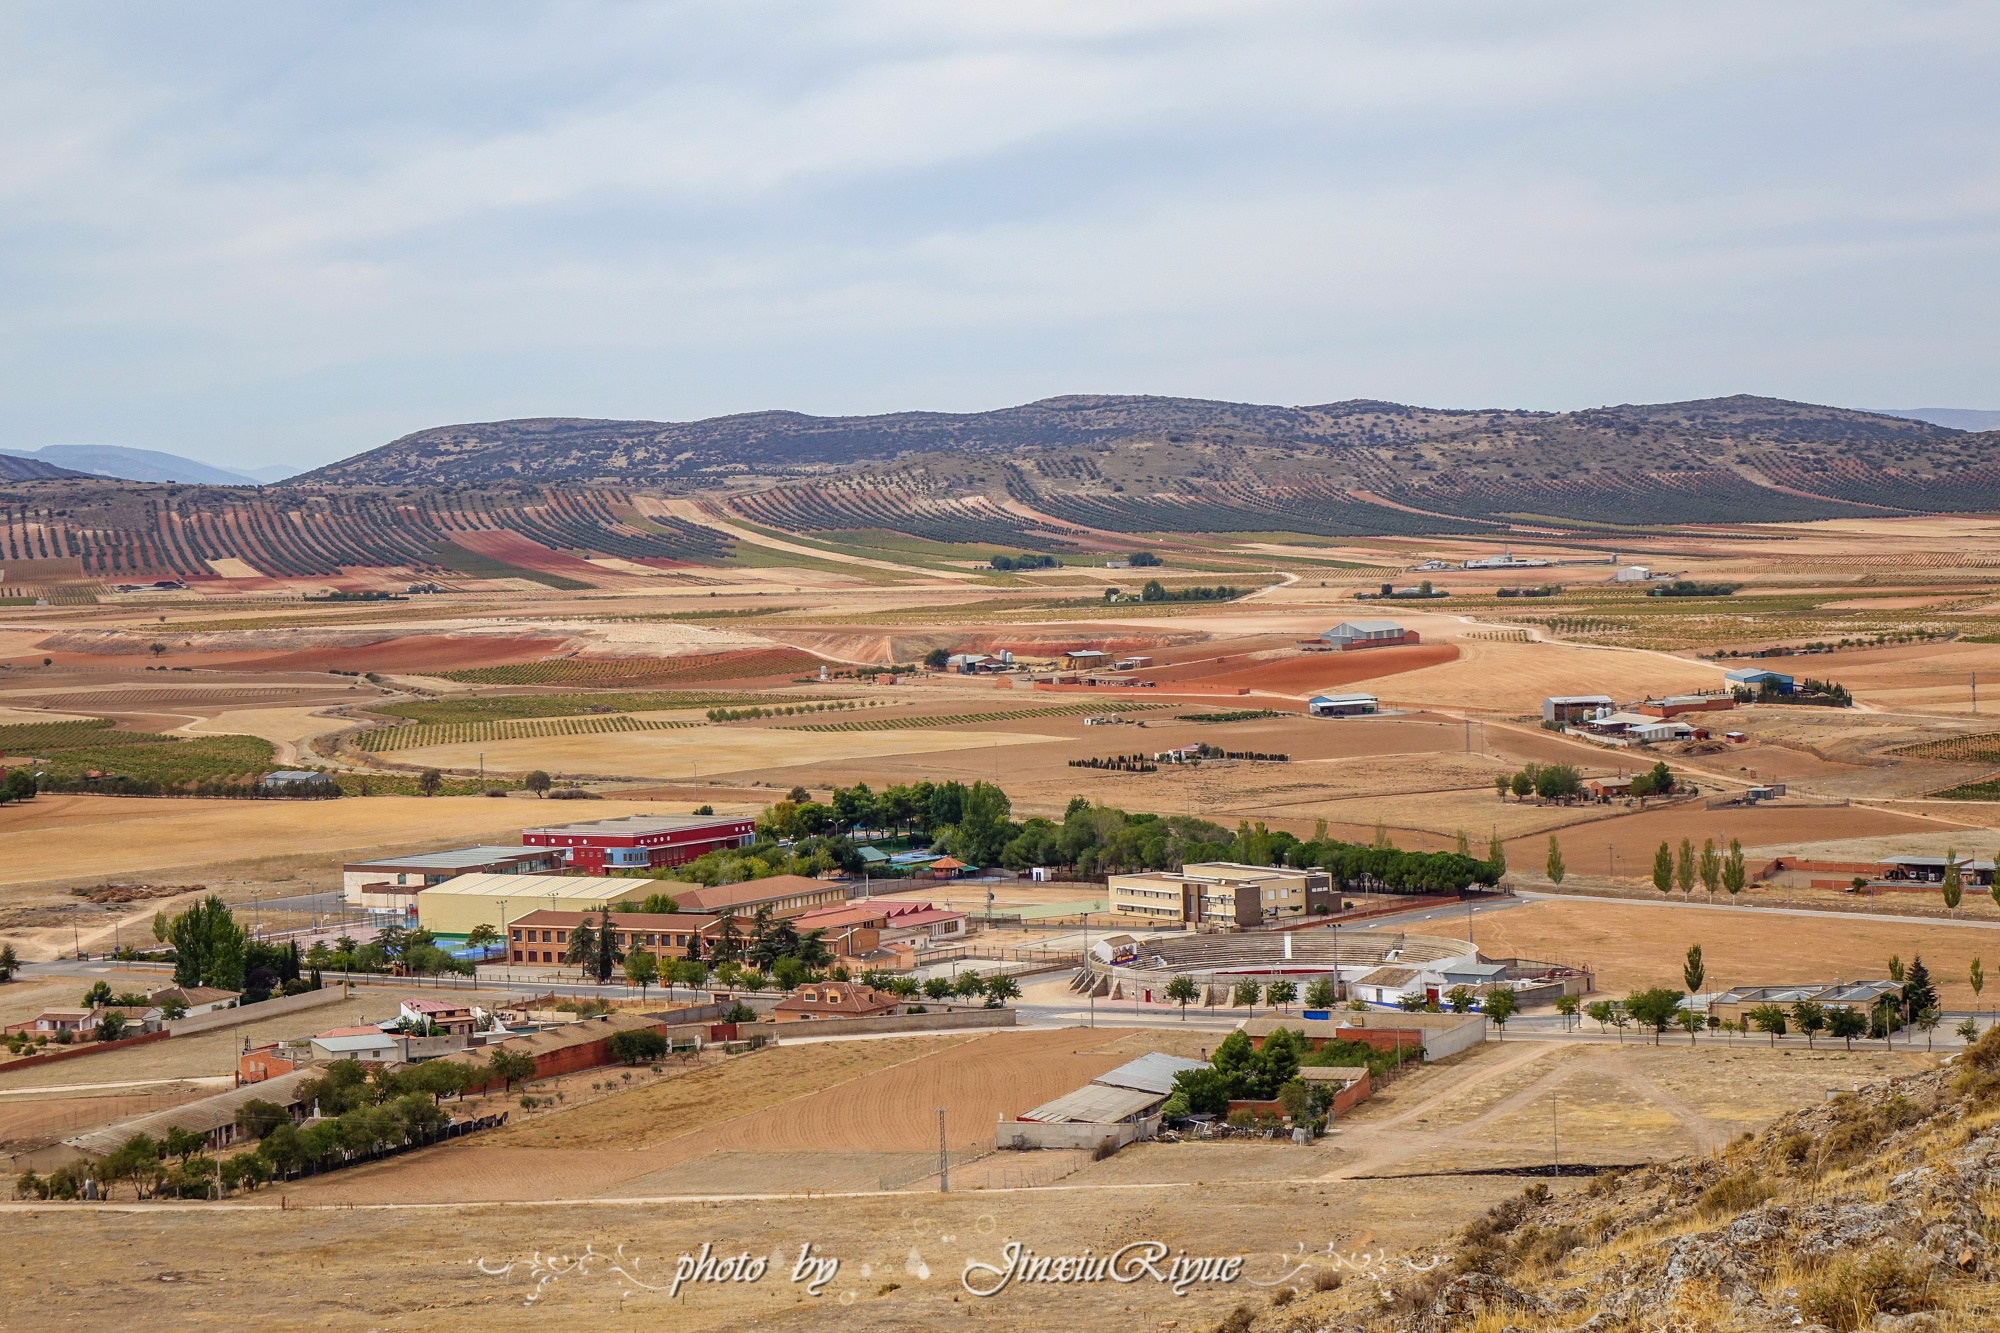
1615;566;1651;582
147;986;239;1017
309;1026;405;1063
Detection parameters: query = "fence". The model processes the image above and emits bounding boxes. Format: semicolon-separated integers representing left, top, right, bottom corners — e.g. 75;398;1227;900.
878;1138;992;1191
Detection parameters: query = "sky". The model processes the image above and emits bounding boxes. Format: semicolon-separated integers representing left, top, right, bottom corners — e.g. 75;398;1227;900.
2;2;1997;472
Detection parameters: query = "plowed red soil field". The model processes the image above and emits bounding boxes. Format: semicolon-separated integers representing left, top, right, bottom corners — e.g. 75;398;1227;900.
448;528;614;580
268;1028;1136;1204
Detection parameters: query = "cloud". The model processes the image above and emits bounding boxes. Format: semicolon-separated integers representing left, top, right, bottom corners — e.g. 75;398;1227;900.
0;1;1996;467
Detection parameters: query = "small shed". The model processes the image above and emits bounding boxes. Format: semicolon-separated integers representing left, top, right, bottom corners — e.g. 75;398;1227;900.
1309;693;1379;717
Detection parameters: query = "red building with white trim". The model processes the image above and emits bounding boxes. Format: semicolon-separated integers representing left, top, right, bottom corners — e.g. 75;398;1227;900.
520;813;756;873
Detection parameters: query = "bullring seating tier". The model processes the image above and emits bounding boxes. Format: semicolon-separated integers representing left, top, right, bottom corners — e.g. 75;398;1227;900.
1073;929;1473;992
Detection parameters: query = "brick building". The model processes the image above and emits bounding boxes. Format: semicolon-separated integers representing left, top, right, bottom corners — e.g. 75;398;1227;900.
520;813;757;874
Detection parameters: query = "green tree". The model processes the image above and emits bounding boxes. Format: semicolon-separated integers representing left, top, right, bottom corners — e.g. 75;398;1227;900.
169;895;247;991
923;647;950;670
1943;848;1963;916
1625;988;1685;1045
486;1047;537;1092
1675;838;1696;900
562;918;597;969
152;911;169;942
1676;1008;1704;1044
1972;956;1985;1013
1722;838;1747;901
1698;838;1721;902
1916;1006;1942;1052
981;975;1021;1008
1169;1066;1233;1116
1585;999;1615;1036
1484;986;1517;1036
418;768;443;796
593;907;619;984
93;1010;127;1043
233;1098;289;1140
1533;764;1583;802
952;970;985;1000
1790;1000;1826;1049
1747;1003;1788;1046
608;1029;669;1064
1304;978;1336;1010
1165;975;1200;1020
1496;773;1512;801
1545;835;1566;885
1233;979;1261;1015
525;769;552;797
1958;1015;1981;1044
1902;955;1938;1023
1826;1006;1868;1050
1651;842;1674;898
949;781;1014;866
465;923;500;953
622;949;659;998
1487;827;1506;878
1683;944;1705;996
639;892;679;915
1887;954;1904;983
0;943;15;982
923;976;953;1001
1554;992;1580;1031
82;980;114;1008
1510;772;1533;799
1446;986;1474;1014
1266;980;1298;1014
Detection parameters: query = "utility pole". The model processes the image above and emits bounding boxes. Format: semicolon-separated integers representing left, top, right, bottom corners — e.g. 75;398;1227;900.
938;1108;948;1192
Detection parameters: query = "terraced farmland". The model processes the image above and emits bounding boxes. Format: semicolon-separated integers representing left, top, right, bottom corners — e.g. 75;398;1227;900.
353;714;705;752
778;701;1166;731
729;484;1080;549
0;485;732;584
433;647;823;686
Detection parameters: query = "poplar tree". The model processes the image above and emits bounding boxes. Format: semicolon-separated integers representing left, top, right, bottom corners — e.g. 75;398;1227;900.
1545;835;1566;885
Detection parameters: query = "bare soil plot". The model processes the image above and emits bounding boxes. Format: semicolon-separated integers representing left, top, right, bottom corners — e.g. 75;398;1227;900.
1466;896;1995;1006
0;1088;211;1151
1364;636;1727;714
1135;643;1459;695
1500;797;1951;885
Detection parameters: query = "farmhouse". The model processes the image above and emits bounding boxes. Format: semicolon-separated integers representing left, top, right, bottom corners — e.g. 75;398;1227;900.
1320;621;1418;651
399;998;477;1036
64;1068;316;1163
147;985;239;1017
1705;980;1903;1025
1308;693;1378;717
310;1026;406;1063
341;846;560;905
1542;695;1616;724
1633;693;1734;719
520;812;756;874
1006;1052;1208;1149
771;983;901;1022
1059;649;1109;670
1726;667;1795;695
1108;861;1333;928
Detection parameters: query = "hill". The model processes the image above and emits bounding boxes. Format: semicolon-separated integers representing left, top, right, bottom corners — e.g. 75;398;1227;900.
1242;1030;2000;1333
292;395;2000;527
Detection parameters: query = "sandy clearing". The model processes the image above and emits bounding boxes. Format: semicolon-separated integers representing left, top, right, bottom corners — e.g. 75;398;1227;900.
183;706;350;764
1468;896;1994;1006
0;794;680;890
393;724;1065;779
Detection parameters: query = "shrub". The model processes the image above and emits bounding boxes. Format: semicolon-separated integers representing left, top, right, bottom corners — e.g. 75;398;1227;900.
1781;1132;1814;1163
1269;1287;1295;1307
1799;1247;1934;1332
1310;1269;1341;1293
607;1029;669;1064
1698;1172;1775;1218
1224;1108;1255;1129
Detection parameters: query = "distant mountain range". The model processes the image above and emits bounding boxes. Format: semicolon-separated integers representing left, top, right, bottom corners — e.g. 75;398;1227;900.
1873;408;2000;432
0;445;299;486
